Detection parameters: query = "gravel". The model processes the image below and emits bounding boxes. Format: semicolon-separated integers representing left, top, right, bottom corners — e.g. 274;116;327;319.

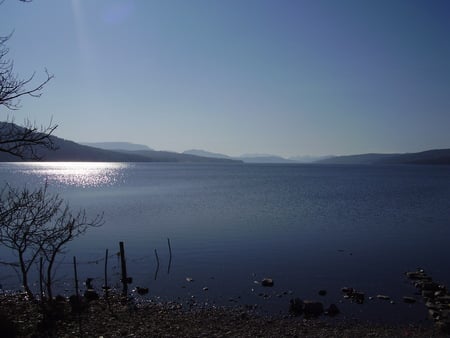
0;293;443;337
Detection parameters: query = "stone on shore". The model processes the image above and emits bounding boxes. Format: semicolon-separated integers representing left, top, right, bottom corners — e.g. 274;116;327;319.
303;301;324;318
325;304;340;316
289;298;303;316
261;278;274;287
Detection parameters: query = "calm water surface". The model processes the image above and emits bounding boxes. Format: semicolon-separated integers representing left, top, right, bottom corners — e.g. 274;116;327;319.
1;162;449;323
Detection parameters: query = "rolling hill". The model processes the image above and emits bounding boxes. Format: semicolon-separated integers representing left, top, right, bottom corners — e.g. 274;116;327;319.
316;149;450;165
0;123;241;163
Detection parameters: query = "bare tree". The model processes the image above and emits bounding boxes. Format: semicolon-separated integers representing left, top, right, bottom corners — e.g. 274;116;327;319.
0;184;103;299
0;119;57;159
41;207;103;299
0;23;57;159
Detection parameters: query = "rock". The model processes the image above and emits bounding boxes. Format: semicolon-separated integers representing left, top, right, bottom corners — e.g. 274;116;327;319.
85;278;94;289
436;295;450;304
352;292;365;304
318;290;327;296
261;278;274;287
403;296;416;304
289;298;303;316
429;309;440;320
426;301;438;309
0;313;17;337
422;290;435;299
136;287;149;295
303;301;324;318
84;289;99;301
341;287;364;304
186;277;194;282
341;287;354;294
435;290;447;298
435;320;450;334
325;304;340;317
69;295;88;313
202;287;209;291
376;295;390;300
406;271;430;280
419;282;441;292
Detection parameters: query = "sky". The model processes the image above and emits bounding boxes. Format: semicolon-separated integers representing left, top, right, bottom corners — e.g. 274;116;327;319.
0;0;449;157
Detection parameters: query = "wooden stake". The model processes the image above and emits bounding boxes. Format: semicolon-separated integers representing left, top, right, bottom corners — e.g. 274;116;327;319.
104;249;109;299
167;238;172;274
154;249;160;281
119;241;128;297
73;256;82;337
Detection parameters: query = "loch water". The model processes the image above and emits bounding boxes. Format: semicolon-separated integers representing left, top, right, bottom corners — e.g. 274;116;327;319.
1;162;449;323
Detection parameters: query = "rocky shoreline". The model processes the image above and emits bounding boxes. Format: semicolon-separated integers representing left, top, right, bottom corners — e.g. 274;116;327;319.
0;292;444;338
1;269;449;337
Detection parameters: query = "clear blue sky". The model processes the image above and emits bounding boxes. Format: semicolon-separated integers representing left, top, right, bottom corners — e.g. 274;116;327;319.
1;0;449;157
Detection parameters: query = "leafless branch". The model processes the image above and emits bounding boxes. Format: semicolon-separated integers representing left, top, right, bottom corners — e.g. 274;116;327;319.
0;118;58;160
0;184;103;299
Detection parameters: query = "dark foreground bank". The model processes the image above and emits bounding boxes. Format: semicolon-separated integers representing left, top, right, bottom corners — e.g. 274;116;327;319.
0;293;444;338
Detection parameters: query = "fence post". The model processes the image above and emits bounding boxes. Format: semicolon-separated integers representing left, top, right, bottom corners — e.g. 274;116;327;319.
119;241;129;297
167;237;172;274
73;256;82;337
104;249;109;299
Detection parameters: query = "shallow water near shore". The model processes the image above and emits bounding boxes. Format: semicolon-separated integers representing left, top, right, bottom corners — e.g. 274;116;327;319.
1;162;449;324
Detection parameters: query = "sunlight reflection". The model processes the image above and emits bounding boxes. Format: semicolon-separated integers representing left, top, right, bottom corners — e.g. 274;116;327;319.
15;162;129;188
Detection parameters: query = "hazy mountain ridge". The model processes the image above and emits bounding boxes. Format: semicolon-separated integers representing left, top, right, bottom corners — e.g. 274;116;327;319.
0;123;240;163
81;142;153;151
316;149;450;165
184;150;307;163
183;149;233;160
183;148;450;165
1;122;448;164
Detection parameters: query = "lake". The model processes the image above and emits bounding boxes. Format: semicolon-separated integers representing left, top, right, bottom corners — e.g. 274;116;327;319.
1;162;449;323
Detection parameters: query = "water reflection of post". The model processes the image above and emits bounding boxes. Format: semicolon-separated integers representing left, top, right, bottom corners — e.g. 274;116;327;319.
154;249;160;280
167;238;172;274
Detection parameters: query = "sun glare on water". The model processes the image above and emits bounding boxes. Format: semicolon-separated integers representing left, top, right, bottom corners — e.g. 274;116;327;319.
16;162;129;188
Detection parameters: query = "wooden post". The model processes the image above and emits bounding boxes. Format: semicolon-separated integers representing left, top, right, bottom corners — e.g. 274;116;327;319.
73;256;79;300
104;249;109;299
167;238;172;274
154;249;160;281
119;241;128;297
73;256;82;337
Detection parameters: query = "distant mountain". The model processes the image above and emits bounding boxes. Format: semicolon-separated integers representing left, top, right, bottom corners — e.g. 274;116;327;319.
115;149;241;163
183;150;299;163
316;153;397;165
288;155;334;163
0;123;241;163
81;142;153;151
379;149;450;165
2;122;446;165
237;154;297;164
316;149;450;165
183;149;233;160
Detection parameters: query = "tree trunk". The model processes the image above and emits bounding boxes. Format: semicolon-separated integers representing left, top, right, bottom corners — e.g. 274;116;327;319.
19;252;34;299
